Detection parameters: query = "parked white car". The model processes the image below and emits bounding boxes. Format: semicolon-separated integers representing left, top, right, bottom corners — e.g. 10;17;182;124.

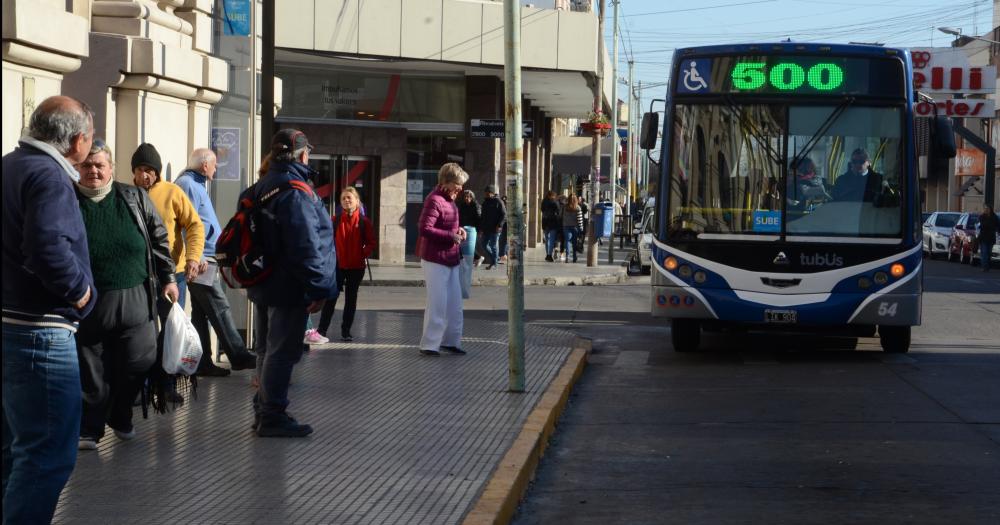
922;211;961;259
629;204;655;275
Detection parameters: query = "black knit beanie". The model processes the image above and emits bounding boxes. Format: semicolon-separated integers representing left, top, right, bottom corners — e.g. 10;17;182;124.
131;143;162;175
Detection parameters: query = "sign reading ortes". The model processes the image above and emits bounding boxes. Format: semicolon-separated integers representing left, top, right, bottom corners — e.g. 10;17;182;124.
909;47;996;95
470;119;534;139
914;98;994;118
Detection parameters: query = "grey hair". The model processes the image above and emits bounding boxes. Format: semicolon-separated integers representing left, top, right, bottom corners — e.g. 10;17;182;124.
437;162;469;186
28;98;93;155
187;148;216;171
274;146;309;162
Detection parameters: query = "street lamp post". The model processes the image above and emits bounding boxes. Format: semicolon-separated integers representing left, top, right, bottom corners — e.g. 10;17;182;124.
503;0;525;393
938;27;1000;45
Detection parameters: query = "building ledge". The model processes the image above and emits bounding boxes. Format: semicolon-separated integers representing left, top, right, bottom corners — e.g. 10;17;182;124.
2;0;88;73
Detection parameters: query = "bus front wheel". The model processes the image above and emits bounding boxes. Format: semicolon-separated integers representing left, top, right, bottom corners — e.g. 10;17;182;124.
879;325;911;353
671;319;701;352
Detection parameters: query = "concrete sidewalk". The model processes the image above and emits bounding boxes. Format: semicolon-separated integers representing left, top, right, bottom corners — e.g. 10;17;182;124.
368;241;633;286
54;310;587;525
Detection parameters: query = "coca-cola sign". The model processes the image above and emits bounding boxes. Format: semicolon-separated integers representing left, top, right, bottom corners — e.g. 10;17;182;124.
910;47;996;95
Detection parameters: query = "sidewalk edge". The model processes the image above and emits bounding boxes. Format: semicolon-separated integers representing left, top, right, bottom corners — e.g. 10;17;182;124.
461;337;591;525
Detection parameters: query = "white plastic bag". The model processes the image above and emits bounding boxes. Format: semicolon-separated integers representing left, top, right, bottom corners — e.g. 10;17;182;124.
162;301;203;375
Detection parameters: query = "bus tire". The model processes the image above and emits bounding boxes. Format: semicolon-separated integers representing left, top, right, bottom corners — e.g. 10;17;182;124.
879;325;911;353
671;319;701;352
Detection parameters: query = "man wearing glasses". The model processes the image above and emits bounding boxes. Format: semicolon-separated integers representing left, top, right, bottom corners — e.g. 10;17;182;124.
831;148;886;203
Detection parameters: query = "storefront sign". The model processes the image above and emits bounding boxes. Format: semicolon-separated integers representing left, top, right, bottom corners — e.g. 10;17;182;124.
322;82;363;109
211;127;241;181
914;98;994;118
470;119;534;139
909;47;995;95
222;0;251;36
955;147;986;176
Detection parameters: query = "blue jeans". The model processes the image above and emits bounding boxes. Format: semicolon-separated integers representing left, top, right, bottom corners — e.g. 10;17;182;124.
982;241;994;269
563;227;579;261
252;304;308;419
482;232;500;266
175;272;187;308
544;229;558;256
188;270;249;364
2;323;81;524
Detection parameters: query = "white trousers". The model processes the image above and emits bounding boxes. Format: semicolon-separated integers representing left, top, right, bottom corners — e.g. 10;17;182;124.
420;260;464;350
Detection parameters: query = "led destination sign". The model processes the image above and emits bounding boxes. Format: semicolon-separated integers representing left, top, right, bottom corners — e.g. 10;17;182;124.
675;55;904;97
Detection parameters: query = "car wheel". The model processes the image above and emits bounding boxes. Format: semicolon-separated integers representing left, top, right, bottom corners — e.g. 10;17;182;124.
627;252;641;275
671;319;701;352
879;325;911;353
641;265;651;276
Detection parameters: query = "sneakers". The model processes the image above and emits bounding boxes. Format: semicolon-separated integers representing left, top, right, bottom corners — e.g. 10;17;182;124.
113;427;136;441
78;437;98;450
256;413;313;438
419;348;441;356
341;332;353;342
440;345;466;355
499;255;508;264
197;364;231;377
303;329;329;345
229;352;257;371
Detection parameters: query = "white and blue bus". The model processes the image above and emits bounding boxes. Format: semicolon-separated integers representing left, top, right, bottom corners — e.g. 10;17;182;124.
639;43;954;353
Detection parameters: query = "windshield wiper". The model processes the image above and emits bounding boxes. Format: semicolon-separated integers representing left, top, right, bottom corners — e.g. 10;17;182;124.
722;95;784;167
789;96;855;172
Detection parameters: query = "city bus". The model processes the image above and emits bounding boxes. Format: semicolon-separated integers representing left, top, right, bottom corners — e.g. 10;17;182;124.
638;43;954;353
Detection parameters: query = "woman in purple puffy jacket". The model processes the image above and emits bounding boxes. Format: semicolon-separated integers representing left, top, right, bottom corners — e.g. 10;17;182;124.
416;163;470;356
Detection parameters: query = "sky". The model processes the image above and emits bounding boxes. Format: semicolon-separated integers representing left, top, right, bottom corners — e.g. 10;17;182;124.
585;0;996;113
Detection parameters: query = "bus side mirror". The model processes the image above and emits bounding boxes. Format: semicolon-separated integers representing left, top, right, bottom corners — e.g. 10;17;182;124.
928;115;956;180
639;112;659;150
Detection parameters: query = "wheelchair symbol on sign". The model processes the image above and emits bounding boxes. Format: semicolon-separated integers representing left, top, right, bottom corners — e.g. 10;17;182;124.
683;61;709;92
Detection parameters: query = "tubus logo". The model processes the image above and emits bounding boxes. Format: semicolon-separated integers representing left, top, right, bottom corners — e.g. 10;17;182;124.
773;252;789;265
800;253;844;267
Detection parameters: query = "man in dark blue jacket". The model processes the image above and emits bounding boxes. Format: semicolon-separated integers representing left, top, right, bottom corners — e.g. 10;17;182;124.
479;185;506;269
249;129;336;437
2;95;96;523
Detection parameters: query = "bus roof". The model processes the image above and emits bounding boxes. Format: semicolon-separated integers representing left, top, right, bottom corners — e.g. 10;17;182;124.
674;43;907;59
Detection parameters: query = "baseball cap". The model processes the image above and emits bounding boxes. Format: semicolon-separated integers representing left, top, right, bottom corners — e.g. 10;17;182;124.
484;184;497;194
270;129;313;154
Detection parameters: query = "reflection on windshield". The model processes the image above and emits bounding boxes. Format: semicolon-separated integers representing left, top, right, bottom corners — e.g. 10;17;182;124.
668;103;903;241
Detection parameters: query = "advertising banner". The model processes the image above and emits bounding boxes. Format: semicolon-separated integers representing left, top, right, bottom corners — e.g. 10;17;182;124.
211;127;241;181
955;147;986;177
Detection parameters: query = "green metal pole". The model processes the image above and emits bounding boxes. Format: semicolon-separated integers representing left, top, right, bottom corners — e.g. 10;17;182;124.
503;0;525;393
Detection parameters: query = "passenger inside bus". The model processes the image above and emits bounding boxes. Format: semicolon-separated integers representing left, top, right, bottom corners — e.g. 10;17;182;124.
830;148;886;203
786;156;831;214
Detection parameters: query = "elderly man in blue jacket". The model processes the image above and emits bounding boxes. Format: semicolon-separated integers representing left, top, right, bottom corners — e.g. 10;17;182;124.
176;148;258;376
248;129;337;438
2;95;96;523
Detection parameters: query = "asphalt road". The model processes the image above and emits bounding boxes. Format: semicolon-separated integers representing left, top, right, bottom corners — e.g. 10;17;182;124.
503;259;1000;525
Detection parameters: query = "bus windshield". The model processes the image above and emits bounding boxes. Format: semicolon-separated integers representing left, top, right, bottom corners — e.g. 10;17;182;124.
667;103;903;242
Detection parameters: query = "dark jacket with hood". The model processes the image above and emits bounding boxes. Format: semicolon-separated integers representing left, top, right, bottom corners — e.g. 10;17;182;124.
244;160;337;307
480;195;506;232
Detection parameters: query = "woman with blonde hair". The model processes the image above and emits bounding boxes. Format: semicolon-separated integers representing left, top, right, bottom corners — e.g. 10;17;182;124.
561;194;584;263
416;163;469;356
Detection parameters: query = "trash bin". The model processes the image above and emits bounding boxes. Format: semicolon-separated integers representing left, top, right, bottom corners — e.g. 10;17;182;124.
593;202;615;238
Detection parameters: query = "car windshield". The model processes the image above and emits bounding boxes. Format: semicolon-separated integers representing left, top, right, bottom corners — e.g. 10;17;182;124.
668;103;903;242
934;213;960;228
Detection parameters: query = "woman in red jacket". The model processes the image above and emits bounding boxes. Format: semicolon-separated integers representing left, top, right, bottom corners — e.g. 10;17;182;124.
317;187;375;341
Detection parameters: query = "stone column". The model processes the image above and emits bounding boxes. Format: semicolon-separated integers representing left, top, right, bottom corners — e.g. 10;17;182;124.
2;0;89;153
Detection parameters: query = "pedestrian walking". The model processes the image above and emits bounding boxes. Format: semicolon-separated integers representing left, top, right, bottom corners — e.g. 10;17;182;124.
2;95;96;524
480;185;506;269
176;148;257;374
562;194;584;263
73;139;179;450
317;187;376;342
978;205;999;272
131;143;205;309
416;163;469;356
541;190;561;261
247;129;336;437
458;189;481;230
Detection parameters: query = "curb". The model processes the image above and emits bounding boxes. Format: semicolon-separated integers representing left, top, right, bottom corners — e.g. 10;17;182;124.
461;337;591;525
360;269;627;287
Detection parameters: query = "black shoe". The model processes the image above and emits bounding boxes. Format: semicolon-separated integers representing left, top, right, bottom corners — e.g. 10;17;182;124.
420;348;441;356
197;364;231;377
342;333;353;342
256;414;313;438
229;352;257;371
440;345;466;355
545;255;553;262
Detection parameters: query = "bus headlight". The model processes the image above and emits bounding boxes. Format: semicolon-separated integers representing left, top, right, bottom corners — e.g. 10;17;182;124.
693;271;707;283
873;272;888;285
664;257;678;271
858;277;872;289
678;265;693;278
890;263;905;278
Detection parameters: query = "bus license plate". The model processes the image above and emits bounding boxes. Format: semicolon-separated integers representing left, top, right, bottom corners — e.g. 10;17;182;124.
765;309;797;324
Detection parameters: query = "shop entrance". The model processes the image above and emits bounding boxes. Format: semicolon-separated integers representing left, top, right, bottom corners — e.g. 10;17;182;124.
309;154;380;259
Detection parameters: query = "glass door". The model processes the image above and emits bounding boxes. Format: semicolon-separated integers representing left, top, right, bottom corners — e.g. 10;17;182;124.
309;154;381;259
